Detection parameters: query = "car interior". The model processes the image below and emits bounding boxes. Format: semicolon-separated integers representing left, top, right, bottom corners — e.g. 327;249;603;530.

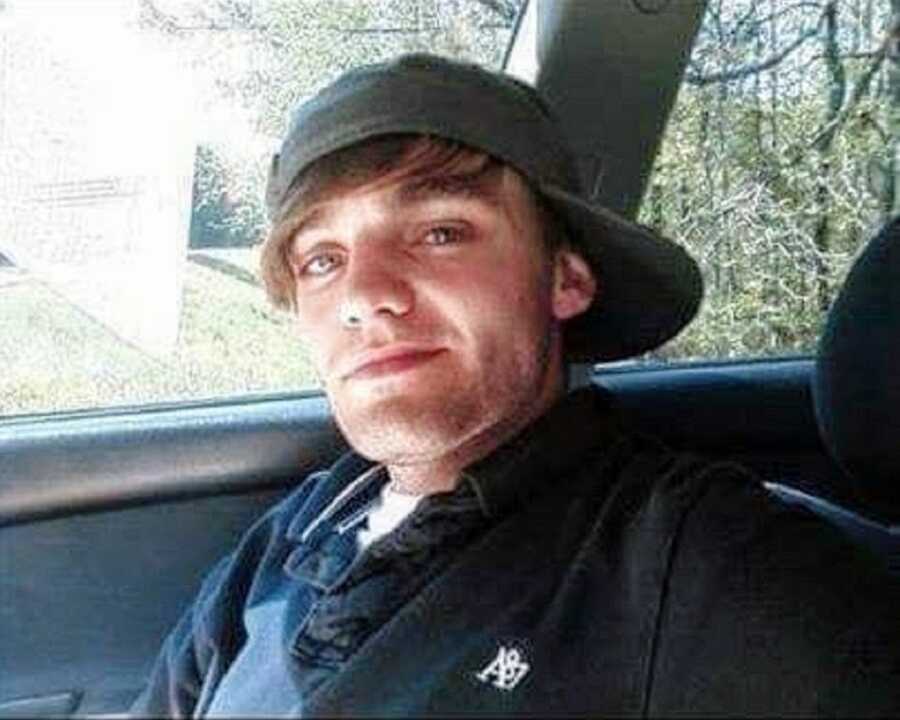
1;0;898;717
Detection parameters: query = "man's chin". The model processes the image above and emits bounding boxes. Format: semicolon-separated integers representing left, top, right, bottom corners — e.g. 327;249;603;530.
333;391;482;463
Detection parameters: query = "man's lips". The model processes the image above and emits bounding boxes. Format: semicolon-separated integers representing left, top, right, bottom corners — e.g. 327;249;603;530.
342;346;446;380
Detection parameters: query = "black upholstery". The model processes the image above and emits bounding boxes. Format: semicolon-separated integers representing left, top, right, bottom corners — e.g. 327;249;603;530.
813;217;900;515
765;483;899;575
782;216;900;575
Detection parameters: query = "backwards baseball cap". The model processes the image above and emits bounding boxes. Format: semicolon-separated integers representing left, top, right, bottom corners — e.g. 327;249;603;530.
265;53;702;363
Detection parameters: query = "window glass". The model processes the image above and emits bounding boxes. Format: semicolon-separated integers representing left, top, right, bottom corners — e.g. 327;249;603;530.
0;0;523;416
643;0;897;360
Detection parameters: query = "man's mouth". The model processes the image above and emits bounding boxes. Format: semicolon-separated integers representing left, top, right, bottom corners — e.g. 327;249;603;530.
345;347;446;380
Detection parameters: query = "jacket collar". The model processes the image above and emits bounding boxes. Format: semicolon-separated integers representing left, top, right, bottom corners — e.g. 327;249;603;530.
459;385;623;518
285;454;384;545
305;385;623;528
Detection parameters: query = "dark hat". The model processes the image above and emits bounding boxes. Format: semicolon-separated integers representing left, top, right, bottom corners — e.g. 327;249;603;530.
265;53;702;362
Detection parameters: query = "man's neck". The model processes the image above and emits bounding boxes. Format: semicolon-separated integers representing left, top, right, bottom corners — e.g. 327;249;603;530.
386;459;461;496
386;384;566;496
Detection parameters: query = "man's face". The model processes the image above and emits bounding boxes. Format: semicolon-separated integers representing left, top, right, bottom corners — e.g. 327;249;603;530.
287;163;595;468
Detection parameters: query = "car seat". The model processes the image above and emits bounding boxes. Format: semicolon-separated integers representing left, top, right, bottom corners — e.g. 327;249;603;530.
767;217;900;576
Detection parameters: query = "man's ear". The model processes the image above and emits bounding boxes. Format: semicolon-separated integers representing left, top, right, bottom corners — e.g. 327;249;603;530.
551;249;597;321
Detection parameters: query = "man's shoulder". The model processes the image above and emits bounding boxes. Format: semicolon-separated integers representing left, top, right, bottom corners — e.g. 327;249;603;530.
584;421;757;525
550;386;758;512
582;423;891;590
604;428;863;562
637;446;900;714
614;428;898;630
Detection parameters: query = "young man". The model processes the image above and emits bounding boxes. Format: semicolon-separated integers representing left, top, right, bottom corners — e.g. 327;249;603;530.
132;54;898;717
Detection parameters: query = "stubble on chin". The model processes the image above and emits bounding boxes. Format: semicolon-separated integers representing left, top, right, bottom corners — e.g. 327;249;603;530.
330;386;487;464
330;364;549;470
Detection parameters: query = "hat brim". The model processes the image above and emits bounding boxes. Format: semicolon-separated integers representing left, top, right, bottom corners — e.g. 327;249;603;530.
539;183;703;363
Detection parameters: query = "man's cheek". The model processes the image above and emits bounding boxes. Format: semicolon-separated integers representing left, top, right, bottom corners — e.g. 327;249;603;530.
298;332;332;387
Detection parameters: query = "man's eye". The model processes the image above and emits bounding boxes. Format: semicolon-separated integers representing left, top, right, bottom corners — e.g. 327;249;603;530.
424;225;465;246
302;253;342;277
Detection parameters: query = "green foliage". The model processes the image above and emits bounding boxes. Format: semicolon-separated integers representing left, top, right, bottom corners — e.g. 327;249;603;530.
0;255;318;416
3;0;523;416
14;0;900;415
157;0;521;250
190;144;267;249
640;0;896;361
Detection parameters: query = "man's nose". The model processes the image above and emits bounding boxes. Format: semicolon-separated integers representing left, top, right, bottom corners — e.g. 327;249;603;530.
338;253;414;327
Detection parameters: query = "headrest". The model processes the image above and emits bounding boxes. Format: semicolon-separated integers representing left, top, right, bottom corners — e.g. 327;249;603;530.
813;217;900;512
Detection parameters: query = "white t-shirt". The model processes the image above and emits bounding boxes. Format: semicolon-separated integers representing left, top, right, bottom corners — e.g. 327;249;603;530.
357;481;424;550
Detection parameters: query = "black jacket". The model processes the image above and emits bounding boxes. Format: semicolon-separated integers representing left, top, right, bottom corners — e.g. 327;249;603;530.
132;387;899;717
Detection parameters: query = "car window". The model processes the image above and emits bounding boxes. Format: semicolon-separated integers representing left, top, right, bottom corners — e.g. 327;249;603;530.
643;0;897;361
0;0;523;417
2;0;894;417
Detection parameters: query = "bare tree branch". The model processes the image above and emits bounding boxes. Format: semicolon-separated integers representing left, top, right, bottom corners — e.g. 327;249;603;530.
806;42;886;149
470;0;520;24
733;1;823;39
330;23;512;35
685;20;823;86
809;49;883;59
138;0;266;34
141;0;521;36
776;31;888;170
138;0;186;35
191;0;266;31
858;110;890;142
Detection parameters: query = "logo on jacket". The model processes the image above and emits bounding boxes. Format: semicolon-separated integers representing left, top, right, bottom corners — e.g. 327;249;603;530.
476;645;530;691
